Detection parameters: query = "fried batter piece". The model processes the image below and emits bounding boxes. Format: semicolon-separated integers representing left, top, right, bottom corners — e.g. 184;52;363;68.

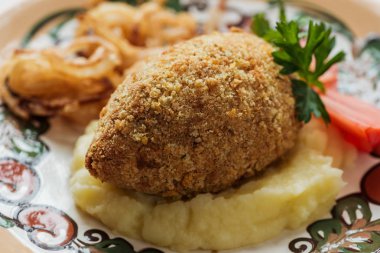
0;1;196;122
81;0;196;47
86;31;300;198
0;37;121;120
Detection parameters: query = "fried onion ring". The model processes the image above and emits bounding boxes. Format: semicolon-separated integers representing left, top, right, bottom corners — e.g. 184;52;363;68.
0;1;197;122
44;37;121;79
0;36;120;118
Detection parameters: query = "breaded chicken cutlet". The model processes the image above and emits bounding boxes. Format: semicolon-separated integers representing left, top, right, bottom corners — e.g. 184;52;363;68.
86;30;300;198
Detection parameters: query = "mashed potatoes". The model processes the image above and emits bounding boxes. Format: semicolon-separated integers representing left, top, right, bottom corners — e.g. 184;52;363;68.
70;120;355;251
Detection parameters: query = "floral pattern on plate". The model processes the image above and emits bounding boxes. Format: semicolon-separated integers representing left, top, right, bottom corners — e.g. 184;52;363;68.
0;0;380;252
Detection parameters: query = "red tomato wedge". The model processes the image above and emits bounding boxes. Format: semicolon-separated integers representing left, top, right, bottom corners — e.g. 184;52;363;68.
321;90;380;153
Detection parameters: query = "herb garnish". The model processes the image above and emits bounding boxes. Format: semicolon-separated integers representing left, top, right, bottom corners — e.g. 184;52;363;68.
251;2;345;123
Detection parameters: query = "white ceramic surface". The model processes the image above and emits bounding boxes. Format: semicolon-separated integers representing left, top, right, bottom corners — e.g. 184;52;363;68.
1;1;380;253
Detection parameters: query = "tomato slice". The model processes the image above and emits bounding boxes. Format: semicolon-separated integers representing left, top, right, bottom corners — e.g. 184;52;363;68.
321;90;380;153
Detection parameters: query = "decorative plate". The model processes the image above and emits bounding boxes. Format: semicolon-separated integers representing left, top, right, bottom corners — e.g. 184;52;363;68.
1;0;380;253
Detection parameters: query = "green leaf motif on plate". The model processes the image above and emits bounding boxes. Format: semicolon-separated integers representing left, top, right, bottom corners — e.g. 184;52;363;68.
0;104;49;163
10;136;47;159
0;215;15;229
89;238;163;253
21;8;85;48
361;37;380;64
165;0;183;12
109;0;182;11
290;194;380;253
90;238;134;253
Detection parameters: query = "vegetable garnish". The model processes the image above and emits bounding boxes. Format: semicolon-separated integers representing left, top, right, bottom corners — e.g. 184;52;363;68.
251;2;345;124
21;0;183;48
321;89;380;154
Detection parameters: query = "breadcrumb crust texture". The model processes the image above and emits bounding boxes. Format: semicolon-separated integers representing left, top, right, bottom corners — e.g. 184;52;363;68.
86;31;300;197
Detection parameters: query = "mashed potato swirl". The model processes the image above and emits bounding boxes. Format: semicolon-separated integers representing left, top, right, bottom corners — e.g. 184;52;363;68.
70;120;354;251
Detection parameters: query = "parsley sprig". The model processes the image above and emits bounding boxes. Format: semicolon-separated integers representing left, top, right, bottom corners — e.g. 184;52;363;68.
251;3;345;123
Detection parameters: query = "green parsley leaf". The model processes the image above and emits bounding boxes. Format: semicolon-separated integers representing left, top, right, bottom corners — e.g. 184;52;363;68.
271;20;345;93
251;13;271;38
251;3;345;124
292;79;330;123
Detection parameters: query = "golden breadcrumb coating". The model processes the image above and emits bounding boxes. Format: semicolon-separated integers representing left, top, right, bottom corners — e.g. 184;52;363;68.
86;30;300;198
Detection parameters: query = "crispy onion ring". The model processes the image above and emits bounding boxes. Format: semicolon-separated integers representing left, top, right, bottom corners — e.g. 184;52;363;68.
0;1;196;122
77;1;197;47
44;37;121;79
132;1;196;47
0;36;120;118
77;15;140;68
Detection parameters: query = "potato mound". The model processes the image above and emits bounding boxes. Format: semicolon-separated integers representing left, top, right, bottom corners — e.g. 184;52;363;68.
70;120;354;251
